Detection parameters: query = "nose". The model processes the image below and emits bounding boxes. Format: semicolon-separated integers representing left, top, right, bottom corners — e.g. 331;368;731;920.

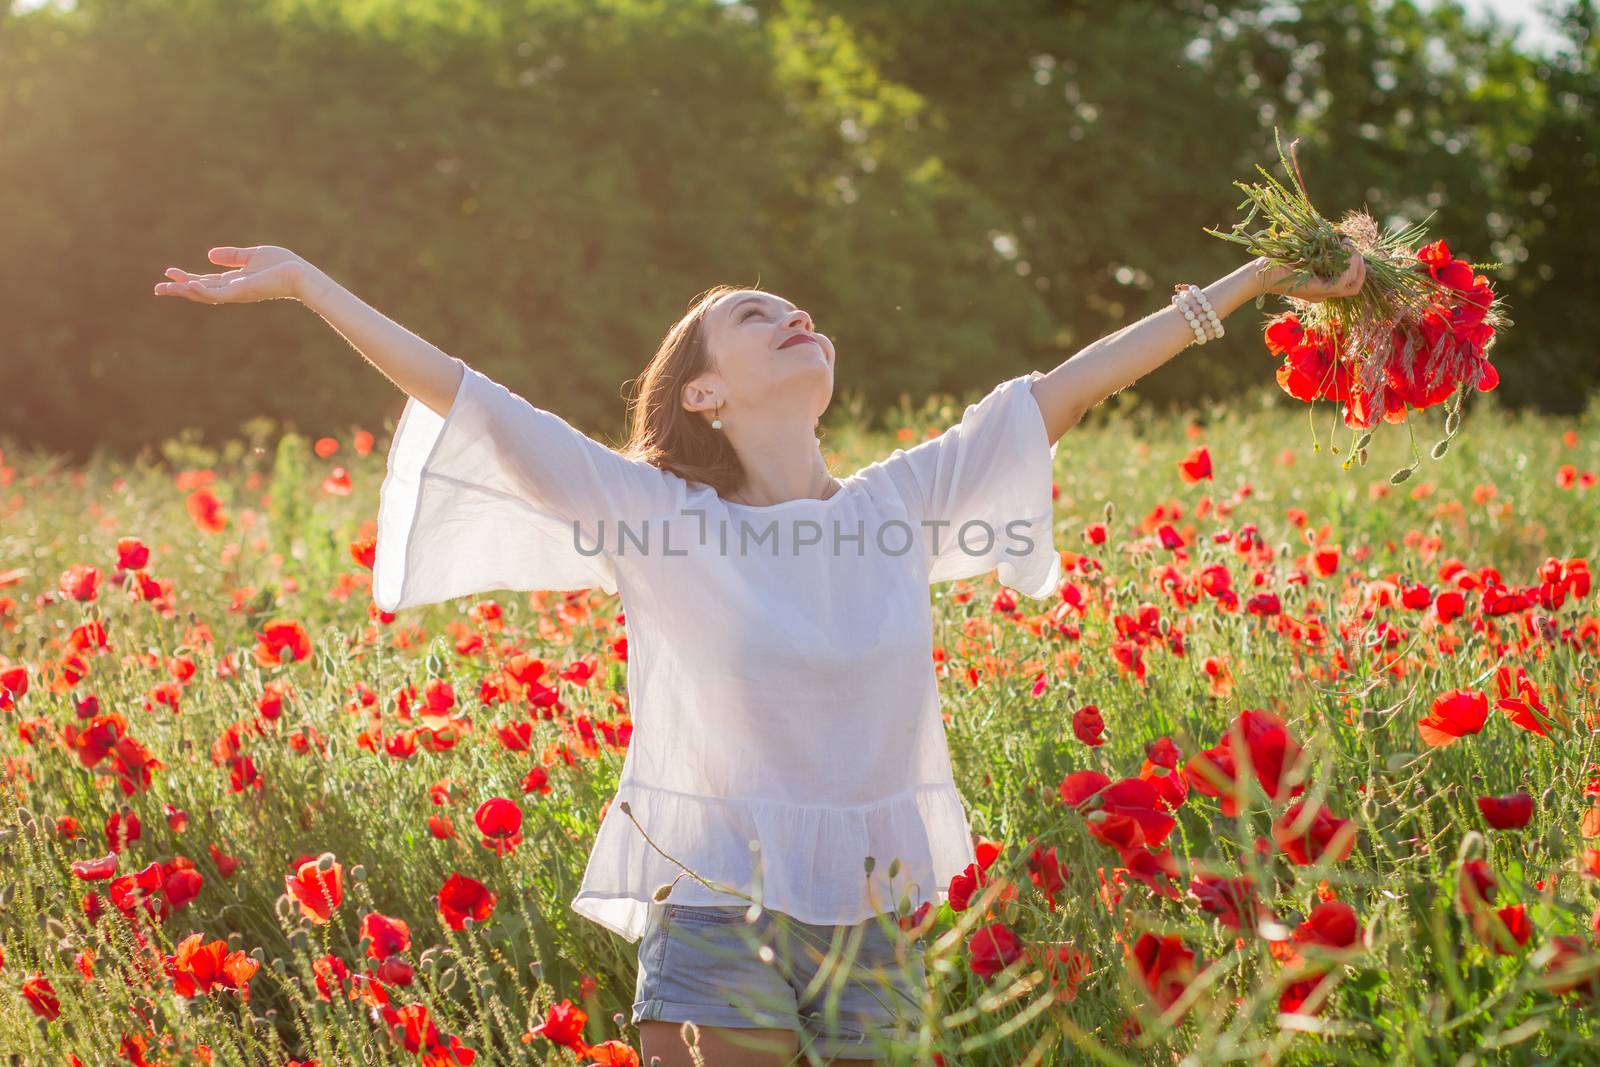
785;308;813;333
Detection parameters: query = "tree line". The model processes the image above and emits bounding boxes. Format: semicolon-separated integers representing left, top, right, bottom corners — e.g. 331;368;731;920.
1;0;1593;460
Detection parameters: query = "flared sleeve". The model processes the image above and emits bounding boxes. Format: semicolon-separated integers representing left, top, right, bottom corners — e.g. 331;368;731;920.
372;356;681;612
877;370;1063;600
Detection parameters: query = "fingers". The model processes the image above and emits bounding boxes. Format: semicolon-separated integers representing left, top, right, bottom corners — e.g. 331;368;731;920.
209;246;252;267
1341;255;1366;296
154;266;247;299
154;275;231;302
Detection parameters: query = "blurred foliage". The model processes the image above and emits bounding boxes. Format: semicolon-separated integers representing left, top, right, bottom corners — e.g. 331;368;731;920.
0;0;1593;461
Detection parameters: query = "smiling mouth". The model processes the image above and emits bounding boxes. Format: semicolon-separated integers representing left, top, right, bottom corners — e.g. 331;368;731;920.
778;334;816;350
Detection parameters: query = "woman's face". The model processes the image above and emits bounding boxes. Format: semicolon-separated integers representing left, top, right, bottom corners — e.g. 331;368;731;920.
686;289;835;428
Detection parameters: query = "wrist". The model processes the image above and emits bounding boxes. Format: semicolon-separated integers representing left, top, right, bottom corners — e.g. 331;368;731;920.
1254;257;1292;297
292;261;335;306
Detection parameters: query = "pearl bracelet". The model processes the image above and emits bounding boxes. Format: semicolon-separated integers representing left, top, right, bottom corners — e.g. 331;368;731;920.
1171;284;1224;344
1191;286;1223;340
1170;286;1209;345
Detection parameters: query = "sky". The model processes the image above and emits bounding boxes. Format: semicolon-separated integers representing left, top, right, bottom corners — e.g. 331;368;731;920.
1441;0;1573;54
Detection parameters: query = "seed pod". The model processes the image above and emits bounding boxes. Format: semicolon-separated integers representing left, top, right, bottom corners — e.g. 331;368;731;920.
1390;466;1414;484
1445;411;1460;435
1356;448;1369;467
1431;440;1449;459
1355;432;1374;451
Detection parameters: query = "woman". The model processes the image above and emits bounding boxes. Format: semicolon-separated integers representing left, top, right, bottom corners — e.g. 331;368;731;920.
154;245;1364;1065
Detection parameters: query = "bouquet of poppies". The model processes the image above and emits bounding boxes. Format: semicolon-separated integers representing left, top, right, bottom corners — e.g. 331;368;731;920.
1208;129;1512;482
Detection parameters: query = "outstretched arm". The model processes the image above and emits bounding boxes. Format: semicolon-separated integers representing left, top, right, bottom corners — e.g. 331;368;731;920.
154;246;466;418
294;265;466;419
1029;252;1364;446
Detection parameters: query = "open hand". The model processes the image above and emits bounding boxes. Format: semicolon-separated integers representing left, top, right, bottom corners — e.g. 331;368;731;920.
153;246;310;304
1259;237;1367;303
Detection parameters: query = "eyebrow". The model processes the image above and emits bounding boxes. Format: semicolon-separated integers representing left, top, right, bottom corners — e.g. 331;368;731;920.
727;294;796;320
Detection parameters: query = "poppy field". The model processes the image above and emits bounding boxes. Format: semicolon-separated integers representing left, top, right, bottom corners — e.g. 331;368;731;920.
1;385;1598;1065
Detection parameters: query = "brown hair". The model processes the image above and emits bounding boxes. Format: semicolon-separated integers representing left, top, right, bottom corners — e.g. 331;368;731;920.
618;284;751;496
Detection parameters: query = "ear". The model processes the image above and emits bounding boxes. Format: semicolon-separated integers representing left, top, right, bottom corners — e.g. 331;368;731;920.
680;377;719;416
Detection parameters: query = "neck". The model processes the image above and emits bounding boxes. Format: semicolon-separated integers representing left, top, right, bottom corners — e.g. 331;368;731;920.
725;439;839;507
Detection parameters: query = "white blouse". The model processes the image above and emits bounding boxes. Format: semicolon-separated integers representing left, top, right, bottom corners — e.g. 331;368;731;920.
373;356;1062;942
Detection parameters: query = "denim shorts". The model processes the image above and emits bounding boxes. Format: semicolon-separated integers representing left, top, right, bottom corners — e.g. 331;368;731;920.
631;902;926;1060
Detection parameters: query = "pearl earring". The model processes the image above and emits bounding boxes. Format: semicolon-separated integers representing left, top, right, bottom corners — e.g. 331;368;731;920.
711;402;723;431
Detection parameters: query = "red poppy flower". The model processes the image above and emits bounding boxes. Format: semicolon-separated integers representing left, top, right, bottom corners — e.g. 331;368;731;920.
71;853;119;881
1270;802;1356;866
1114;846;1183;899
285;857;344;925
1072;704;1106;747
1178;446;1213;483
58;563;102;602
1138;759;1189;812
584;1040;642;1066
474;797;524;856
1494;666;1553;738
163;862;203;911
1485;903;1533;956
165;933;260;998
1476;790;1534;830
1543;936;1600;999
1246;592;1281;616
1418;688;1489;747
1027;845;1067;910
375;955;415;988
1033;942;1091;1004
186;486;228;533
436;872;497;931
1145;736;1182;768
106;810;141;853
966;921;1024;980
1457;858;1498;914
311;954;351;1002
254;619;312;667
209;844;241;878
1293;900;1362;951
1279;977;1328;1015
946;862;985;912
1185;741;1242;816
360;912;412;960
1098;778;1178;847
116;537;150;571
1128;933;1196;1014
1264;312;1306;356
1189;874;1261;931
1434;589;1466;624
1275;341;1334;404
1058;770;1111;808
526;999;588;1053
21;973;60;1020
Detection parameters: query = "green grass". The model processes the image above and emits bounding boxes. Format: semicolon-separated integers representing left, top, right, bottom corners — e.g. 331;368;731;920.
0;381;1597;1065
